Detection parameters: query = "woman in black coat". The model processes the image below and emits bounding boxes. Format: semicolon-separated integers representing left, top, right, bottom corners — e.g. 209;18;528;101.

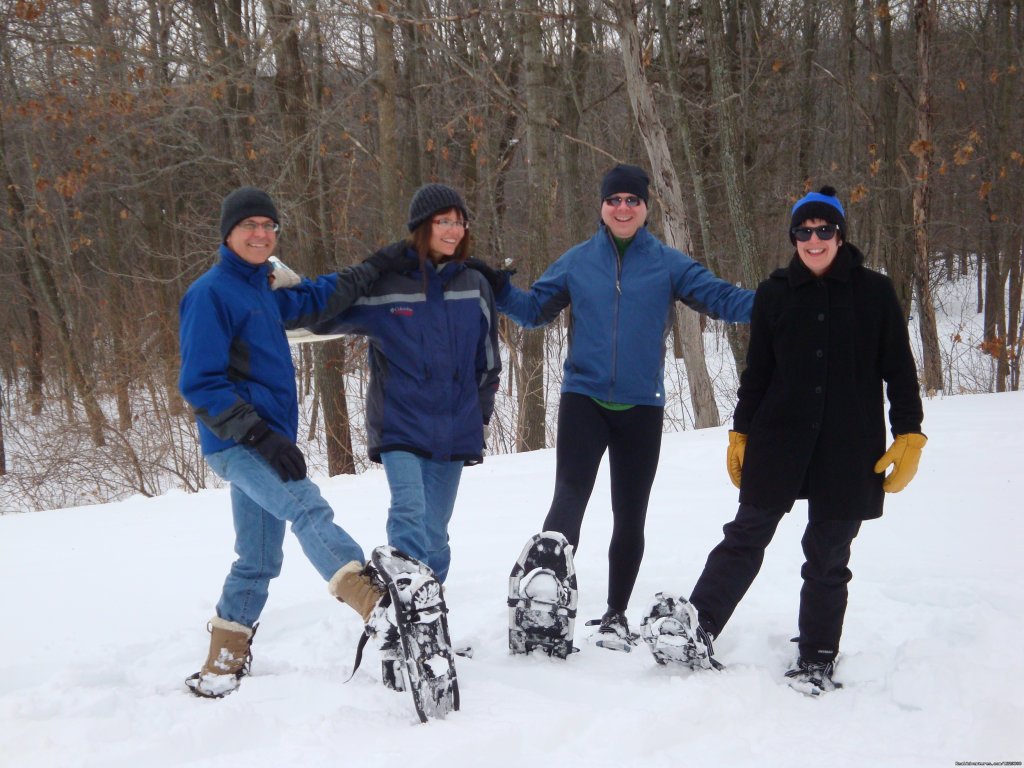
671;186;926;695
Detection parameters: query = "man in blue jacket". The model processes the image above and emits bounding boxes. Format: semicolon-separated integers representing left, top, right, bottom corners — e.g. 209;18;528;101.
178;186;405;698
470;164;753;648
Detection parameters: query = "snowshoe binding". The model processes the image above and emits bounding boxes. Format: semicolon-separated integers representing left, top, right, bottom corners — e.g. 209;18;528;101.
508;531;578;659
784;657;841;697
586;609;640;652
640;593;724;671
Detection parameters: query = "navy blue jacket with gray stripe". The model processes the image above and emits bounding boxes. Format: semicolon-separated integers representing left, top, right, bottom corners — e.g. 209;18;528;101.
178;244;383;455
312;244;501;465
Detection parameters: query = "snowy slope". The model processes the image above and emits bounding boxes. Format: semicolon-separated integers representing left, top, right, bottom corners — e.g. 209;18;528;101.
1;391;1022;767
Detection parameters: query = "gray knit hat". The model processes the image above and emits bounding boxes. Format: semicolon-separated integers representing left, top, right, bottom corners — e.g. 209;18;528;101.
407;183;469;232
220;187;279;241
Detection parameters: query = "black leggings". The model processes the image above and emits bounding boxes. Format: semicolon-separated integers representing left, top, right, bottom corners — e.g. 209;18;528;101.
542;392;663;612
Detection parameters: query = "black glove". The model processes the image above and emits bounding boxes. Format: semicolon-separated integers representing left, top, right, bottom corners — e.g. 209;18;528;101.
363;242;414;275
465;258;515;296
243;421;307;481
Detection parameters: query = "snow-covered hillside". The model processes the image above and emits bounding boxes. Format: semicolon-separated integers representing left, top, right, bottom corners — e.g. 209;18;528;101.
1;391;1021;767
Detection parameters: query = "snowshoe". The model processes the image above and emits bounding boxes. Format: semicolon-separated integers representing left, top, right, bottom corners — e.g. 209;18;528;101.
784;657;842;697
640;593;724;671
586;610;640;652
369;546;458;722
508;531;578;659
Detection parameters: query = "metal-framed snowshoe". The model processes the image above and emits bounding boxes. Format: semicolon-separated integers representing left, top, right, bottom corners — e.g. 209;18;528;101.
508;531;578;659
640;592;724;671
369;545;458;722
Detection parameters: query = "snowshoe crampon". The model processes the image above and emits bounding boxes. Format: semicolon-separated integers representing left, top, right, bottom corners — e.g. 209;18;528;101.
508;531;578;659
370;546;458;722
640;593;724;671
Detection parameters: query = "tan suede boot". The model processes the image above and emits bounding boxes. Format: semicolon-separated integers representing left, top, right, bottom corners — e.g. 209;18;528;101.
185;617;255;698
329;560;385;622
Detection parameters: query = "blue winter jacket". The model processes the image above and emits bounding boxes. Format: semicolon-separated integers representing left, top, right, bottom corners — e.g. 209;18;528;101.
312;245;501;464
497;225;753;406
179;244;381;455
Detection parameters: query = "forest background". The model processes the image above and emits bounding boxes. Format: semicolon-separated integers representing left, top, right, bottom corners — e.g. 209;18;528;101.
0;0;1021;513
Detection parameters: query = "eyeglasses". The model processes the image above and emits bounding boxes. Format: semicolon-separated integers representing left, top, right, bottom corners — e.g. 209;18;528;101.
791;224;839;242
604;195;643;208
238;220;280;234
433;219;469;230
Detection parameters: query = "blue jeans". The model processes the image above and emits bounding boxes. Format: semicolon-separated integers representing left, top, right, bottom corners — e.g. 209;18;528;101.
380;451;463;582
206;445;365;628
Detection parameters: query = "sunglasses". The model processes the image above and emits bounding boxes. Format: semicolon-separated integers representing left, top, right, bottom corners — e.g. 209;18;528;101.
791;224;839;242
604;195;642;208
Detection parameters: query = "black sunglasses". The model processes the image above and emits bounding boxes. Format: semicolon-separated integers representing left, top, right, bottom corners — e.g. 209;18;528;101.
791;224;840;242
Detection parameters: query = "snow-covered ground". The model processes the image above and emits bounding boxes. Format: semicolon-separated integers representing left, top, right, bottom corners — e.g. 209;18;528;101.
1;390;1022;767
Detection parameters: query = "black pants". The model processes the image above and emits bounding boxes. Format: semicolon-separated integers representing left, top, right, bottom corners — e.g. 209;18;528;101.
689;503;861;662
542;393;663;612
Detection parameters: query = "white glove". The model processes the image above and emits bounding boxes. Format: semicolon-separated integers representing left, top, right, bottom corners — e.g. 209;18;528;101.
269;256;302;290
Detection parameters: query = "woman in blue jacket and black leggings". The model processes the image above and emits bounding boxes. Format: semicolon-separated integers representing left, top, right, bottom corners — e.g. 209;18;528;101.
470;164;752;646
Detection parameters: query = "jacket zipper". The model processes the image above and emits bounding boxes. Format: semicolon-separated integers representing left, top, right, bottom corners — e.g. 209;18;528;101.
610;233;623;399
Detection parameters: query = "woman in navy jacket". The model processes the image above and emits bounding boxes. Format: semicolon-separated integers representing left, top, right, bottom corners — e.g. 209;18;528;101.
314;184;501;584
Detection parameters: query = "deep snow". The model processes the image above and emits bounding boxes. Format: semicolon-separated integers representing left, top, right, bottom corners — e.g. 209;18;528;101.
1;390;1022;767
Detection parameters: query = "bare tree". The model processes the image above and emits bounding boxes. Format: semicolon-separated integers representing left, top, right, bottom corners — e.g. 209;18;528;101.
911;0;944;393
700;0;761;290
516;0;554;451
612;0;720;428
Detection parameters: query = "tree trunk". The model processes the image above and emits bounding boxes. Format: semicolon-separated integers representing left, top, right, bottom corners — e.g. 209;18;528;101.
797;0;819;183
372;4;403;229
911;0;943;394
614;0;719;429
701;0;761;290
514;0;552;452
876;0;914;311
558;0;593;245
29;245;108;446
653;0;749;374
401;0;432;187
264;0;355;473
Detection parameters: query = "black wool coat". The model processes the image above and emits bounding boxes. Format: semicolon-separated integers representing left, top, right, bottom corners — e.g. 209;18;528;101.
734;244;923;520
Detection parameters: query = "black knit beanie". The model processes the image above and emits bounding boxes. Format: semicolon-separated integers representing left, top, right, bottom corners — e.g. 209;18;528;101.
600;164;650;204
407;183;469;232
220;187;280;241
789;186;846;244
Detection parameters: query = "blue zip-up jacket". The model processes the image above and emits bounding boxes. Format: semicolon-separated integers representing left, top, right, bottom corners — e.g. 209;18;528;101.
312;245;501;464
497;225;753;406
179;245;380;455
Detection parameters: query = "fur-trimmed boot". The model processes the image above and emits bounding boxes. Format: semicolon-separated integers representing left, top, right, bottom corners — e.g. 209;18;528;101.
329;560;385;623
185;617;256;699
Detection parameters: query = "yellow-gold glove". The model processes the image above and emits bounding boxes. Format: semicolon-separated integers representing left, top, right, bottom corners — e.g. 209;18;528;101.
873;433;927;493
726;431;747;489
